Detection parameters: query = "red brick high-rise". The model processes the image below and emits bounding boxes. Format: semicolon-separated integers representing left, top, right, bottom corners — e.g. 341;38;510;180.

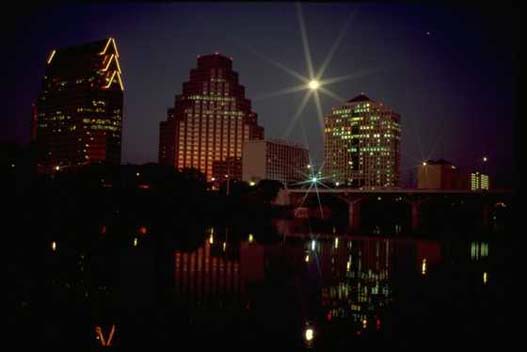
159;53;264;180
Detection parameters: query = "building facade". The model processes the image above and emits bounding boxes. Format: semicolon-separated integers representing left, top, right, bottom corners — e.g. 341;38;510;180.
324;94;401;188
33;38;124;174
242;139;310;185
159;53;264;180
212;156;243;182
417;159;466;190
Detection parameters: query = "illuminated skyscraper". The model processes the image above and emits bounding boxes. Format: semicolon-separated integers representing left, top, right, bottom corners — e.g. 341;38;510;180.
159;53;264;180
34;38;124;174
324;94;401;188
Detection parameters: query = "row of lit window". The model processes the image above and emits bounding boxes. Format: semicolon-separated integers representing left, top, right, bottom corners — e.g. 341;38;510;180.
185;114;243;121
82;118;120;126
89;125;119;131
201;90;230;97
188;95;235;102
42;115;69;121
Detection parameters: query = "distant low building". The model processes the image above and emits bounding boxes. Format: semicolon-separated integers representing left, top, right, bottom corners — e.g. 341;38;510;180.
212;156;242;181
470;172;489;191
417;159;466;190
242;139;309;185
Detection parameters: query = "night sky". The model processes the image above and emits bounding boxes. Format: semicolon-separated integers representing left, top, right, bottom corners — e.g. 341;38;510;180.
6;2;519;187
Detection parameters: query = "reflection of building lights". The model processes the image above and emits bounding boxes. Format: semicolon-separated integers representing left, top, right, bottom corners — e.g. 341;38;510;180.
223;242;226;251
483;272;488;284
421;258;427;275
334;237;339;249
51;241;57;251
95;324;116;347
311;240;316;251
346;260;351;271
305;254;310;263
248;234;254;243
133;238;138;247
209;234;214;244
305;327;314;342
362;319;368;329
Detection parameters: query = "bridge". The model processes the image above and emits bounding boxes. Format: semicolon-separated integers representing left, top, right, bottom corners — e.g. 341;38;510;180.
277;188;513;233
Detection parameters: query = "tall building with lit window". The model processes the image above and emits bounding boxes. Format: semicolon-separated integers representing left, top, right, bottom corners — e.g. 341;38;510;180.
159;53;264;180
242;139;310;185
33;38;124;174
324;94;401;188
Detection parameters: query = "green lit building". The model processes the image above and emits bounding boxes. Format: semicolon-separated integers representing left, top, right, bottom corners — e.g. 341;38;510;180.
470;172;489;191
324;94;401;188
33;38;124;174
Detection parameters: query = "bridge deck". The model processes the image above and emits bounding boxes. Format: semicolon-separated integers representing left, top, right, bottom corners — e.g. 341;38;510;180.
287;188;512;195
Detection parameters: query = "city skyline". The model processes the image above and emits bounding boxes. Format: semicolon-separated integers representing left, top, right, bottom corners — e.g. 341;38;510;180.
6;3;518;187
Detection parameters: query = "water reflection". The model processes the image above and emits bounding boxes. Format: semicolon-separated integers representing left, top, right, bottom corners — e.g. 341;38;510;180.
166;222;508;348
26;218;508;349
171;226;457;345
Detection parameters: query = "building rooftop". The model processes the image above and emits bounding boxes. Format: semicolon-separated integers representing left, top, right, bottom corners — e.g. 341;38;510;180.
244;139;308;150
55;38;109;56
347;94;374;103
425;159;455;165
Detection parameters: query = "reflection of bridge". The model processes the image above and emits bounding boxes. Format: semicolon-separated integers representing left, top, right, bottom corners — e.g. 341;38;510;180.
283;188;513;232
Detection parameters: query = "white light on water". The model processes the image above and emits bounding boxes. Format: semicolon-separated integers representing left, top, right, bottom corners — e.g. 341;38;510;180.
305;327;314;342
